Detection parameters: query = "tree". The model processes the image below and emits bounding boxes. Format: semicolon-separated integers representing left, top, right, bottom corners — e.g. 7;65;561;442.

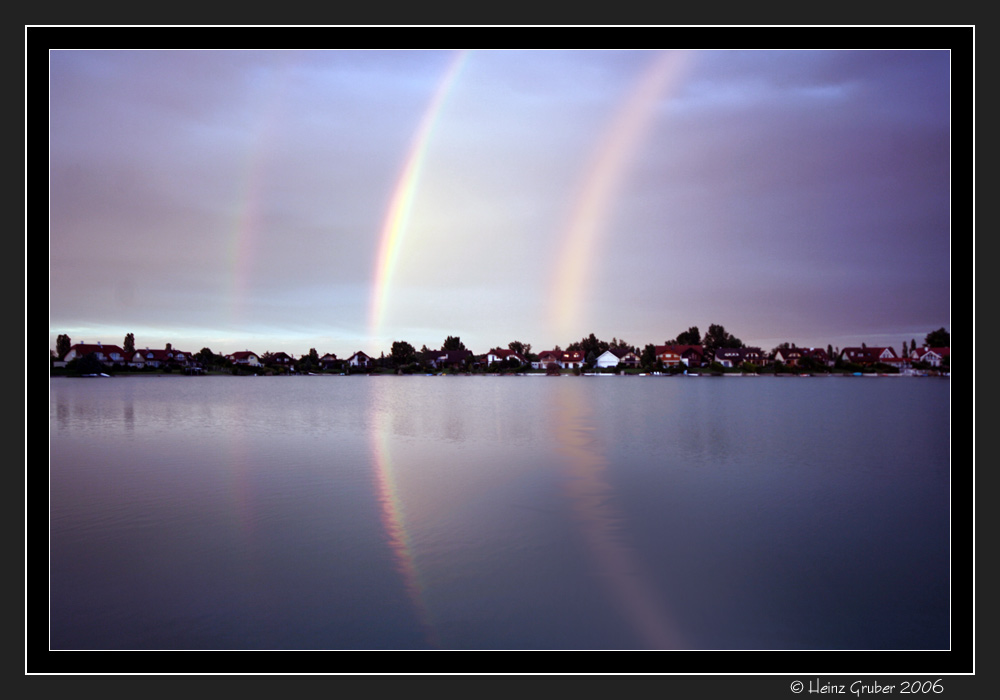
196;348;218;367
508;340;531;356
123;333;135;355
924;327;949;348
674;326;701;345
442;335;466;351
567;333;606;358
294;348;321;374
608;337;633;353
391;340;417;367
640;344;656;369
703;323;743;357
56;334;71;360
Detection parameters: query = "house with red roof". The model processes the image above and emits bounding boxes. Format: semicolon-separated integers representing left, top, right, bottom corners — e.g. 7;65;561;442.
130;347;190;368
532;350;584;370
226;350;261;367
62;342;127;366
655;344;704;367
532;350;561;370
840;346;898;365
484;348;526;366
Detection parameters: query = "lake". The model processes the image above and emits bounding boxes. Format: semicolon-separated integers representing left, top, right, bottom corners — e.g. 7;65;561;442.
48;374;951;652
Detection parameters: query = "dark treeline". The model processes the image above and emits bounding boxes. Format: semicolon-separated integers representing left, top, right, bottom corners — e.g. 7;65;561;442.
51;326;951;376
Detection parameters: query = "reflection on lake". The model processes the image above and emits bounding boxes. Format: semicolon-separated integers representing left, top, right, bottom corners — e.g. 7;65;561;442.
48;375;950;650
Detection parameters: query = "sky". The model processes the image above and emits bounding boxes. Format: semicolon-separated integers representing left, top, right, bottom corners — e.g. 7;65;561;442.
48;48;953;359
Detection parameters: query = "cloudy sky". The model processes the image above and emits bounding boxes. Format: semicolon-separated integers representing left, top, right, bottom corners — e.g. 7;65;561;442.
48;48;952;358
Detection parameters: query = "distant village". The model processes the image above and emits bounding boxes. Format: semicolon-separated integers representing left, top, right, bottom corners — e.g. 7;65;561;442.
50;325;950;377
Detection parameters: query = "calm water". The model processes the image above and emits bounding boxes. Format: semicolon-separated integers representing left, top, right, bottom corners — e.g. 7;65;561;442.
48;374;951;651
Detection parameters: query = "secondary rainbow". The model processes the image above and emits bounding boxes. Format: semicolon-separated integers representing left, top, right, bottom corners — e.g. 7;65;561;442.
225;56;297;329
548;51;690;341
368;51;469;344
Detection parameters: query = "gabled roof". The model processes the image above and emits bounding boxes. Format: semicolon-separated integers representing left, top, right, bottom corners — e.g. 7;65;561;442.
841;346;896;363
601;347;638;359
655;344;703;356
433;349;472;363
135;348;177;361
228;350;258;360
486;348;525;362
69;343;126;357
913;346;949;359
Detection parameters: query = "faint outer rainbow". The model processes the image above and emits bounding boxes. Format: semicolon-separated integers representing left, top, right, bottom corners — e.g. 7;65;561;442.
548;51;689;341
368;51;469;342
226;56;296;327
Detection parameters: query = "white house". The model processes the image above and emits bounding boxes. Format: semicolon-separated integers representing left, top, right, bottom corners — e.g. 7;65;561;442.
227;350;261;366
347;351;373;368
485;348;525;366
595;349;617;368
911;346;949;367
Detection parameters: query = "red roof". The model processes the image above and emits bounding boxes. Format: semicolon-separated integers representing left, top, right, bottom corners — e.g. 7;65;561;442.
69;343;125;357
655;344;703;356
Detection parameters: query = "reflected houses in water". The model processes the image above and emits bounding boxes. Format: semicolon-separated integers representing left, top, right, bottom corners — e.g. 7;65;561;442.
549;380;683;650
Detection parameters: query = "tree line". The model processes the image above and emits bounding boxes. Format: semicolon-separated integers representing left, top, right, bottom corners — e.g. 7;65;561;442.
53;326;950;376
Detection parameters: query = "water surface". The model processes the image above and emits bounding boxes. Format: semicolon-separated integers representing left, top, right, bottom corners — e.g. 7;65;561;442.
48;375;951;651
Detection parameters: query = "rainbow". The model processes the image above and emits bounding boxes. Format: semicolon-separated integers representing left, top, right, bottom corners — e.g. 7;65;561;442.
225;56;297;328
551;381;682;648
548;51;690;341
370;394;439;647
367;51;469;344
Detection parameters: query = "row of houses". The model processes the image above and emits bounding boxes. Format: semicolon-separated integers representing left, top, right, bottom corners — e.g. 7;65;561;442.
54;341;951;372
58;343;195;369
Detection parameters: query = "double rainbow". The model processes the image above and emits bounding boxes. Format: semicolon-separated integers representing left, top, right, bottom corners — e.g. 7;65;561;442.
367;50;689;346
